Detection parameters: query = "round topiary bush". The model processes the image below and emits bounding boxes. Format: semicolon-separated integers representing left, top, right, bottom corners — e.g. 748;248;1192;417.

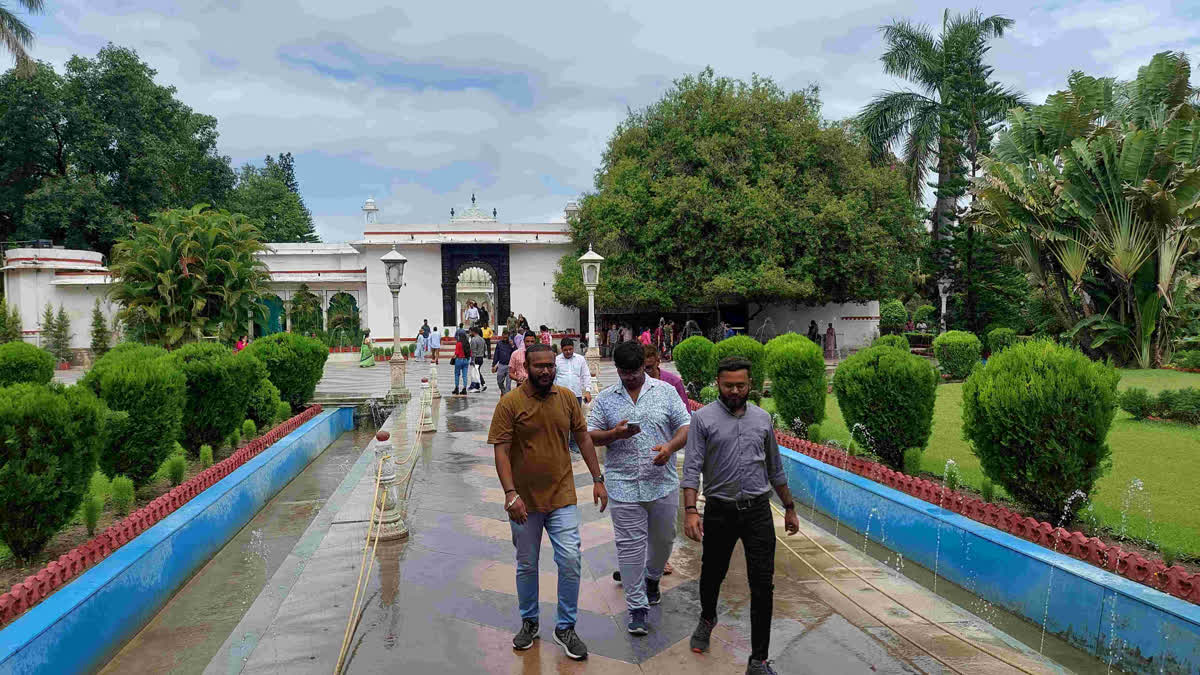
673;336;716;393
247;377;284;431
714;335;767;393
913;304;936;326
987;327;1016;354
699;385;719;404
243;333;329;412
171;342;266;451
0;383;107;560
932;330;982;380
872;334;910;351
879;299;908;335
832;345;938;471
767;338;826;427
764;333;806;363
0;341;55;387
962;340;1119;521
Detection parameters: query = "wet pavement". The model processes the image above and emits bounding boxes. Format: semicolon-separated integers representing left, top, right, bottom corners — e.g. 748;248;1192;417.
193;360;1067;675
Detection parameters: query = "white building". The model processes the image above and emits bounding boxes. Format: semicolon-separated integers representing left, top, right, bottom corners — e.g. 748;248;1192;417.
1;195;879;361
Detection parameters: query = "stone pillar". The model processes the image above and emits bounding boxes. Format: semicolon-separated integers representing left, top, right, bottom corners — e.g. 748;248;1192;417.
429;363;441;399
371;430;408;541
387;355;411;403
418;378;436;433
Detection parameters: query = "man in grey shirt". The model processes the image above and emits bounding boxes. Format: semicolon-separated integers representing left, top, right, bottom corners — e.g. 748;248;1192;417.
468;327;489;392
681;356;799;675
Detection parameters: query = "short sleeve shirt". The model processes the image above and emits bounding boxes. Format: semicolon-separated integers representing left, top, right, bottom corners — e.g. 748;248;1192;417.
587;377;690;503
487;382;585;512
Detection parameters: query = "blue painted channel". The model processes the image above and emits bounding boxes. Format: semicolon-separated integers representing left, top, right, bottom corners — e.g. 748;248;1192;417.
780;447;1200;674
0;407;354;675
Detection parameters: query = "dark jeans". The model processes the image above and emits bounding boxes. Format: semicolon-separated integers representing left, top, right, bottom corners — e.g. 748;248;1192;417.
700;494;775;662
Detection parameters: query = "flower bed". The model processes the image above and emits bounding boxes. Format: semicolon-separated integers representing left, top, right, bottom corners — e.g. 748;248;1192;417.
0;405;323;628
686;398;1200;606
1164;365;1200;374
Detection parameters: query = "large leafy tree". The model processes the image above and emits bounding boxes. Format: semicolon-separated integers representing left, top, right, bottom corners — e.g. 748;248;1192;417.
555;69;923;313
0;0;43;77
972;52;1200;367
0;45;236;253
108;205;271;346
226;161;319;243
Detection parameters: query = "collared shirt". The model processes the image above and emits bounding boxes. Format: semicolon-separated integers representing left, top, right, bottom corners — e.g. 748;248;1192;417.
588;377;690;503
470;335;487;359
681;399;787;502
482;326;493;339
554;353;592;398
508;346;528;382
467;307;480;322
650;369;688;408
487;382;584;512
492;339;514;366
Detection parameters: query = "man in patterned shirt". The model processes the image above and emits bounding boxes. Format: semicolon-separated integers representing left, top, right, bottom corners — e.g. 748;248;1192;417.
588;341;689;636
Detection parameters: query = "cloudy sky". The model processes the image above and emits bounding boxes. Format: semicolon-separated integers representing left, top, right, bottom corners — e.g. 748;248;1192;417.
20;0;1200;241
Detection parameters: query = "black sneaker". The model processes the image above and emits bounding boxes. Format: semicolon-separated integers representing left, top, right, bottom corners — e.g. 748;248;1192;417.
612;570;621;583
627;608;648;635
512;619;538;650
452;388;460;396
746;659;778;675
690;616;716;653
553;626;588;660
645;577;661;605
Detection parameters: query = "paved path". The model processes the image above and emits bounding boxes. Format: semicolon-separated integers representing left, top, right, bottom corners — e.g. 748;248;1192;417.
205;361;1065;675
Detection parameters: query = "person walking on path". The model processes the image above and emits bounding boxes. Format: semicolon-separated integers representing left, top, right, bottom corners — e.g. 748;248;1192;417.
359;330;376;368
428;328;441;365
588;341;690;637
554;337;592;408
639;328;652;346
824;323;837;360
492;332;515;394
682;356;799;675
452;332;470;395
469;327;489;393
507;332;537;387
643;344;687;408
489;344;608;661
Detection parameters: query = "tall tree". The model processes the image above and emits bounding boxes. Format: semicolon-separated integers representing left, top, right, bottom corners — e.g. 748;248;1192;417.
555;69;924;313
226;163;319;243
0;0;43;77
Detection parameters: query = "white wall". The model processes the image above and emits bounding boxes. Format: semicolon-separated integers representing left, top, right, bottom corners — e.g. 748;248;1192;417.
363;244;444;341
2;248;114;351
748;301;880;352
509;243;580;333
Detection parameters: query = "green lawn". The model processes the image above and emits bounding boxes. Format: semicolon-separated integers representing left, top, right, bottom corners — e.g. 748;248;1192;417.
765;368;1200;557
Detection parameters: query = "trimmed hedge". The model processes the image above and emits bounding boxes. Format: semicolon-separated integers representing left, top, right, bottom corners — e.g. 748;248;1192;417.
987;327;1017;354
0;383;107;559
699;385;718;404
933;330;982;379
1170;349;1200;370
904;332;934;347
714;335;766;393
171;342;265;451
1124;387;1200;425
832;345;938;471
872;334;910;351
243;333;328;411
0;341;55;387
673;336;716;391
764;333;806;363
1119;387;1155;420
879;299;908;335
913;304;936;326
768;338;826;427
962;340;1119;520
247;377;284;430
83;347;186;487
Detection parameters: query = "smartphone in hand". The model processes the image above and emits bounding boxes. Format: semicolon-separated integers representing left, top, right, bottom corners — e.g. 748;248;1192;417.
626;423;642;434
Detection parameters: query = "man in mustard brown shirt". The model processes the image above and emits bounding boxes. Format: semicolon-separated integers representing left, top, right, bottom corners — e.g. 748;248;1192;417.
488;343;608;661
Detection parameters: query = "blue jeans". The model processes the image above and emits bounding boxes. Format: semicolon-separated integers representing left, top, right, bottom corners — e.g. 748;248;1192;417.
454;358;469;390
510;504;581;630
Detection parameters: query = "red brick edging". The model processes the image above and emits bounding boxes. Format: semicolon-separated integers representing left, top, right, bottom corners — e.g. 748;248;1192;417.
0;405;324;628
685;399;1200;606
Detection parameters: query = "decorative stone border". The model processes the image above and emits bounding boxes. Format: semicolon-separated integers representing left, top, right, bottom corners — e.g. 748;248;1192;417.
685;399;1200;607
0;405;324;628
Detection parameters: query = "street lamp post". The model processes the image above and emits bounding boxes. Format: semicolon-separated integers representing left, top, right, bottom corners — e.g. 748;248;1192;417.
578;245;604;394
937;277;952;333
382;245;411;403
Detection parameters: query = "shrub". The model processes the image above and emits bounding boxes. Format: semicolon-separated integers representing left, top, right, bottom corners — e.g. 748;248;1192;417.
242;419;257;439
1119;387;1155;420
90;299;111;359
0;341;55;387
89;471;111;500
933;330;982;379
0;296;22;344
806;422;825;444
165;454;187;486
228;428;241;449
199;444;214;468
276;400;292;425
171;342;264;451
83;347;186;487
714;335;767;392
247;377;284;430
674;336;716;391
1160;388;1200;425
904;332;934;347
872;334;910;351
111;475;135;516
1170;349;1200;369
0;383;106;560
242;333;328;412
913;304;936;326
832;345;939;471
962;340;1119;520
764;333;806;364
879;299;908;335
699;385;718;404
83;492;104;535
902;448;923;477
981;477;995;503
767;339;826;427
943;461;961;492
987;327;1017;354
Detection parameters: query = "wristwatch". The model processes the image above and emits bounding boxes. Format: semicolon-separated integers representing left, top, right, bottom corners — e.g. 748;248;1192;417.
593;473;605;484
783;502;796;511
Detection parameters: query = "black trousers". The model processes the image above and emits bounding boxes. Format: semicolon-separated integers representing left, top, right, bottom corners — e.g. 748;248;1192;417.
700;494;775;662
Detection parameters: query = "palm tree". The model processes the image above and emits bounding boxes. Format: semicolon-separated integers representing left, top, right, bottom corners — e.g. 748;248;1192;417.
1;0;45;77
857;10;1025;244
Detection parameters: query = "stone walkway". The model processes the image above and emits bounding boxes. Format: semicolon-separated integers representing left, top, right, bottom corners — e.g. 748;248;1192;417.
205;361;1065;674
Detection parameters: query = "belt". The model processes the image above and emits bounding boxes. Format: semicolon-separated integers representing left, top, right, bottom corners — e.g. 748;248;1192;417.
706;492;770;511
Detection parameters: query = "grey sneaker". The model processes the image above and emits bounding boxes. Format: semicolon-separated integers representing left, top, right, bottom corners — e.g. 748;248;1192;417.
512;619;538;650
645;577;661;605
553;626;588;660
746;659;778;675
690;616;716;653
627;608;649;635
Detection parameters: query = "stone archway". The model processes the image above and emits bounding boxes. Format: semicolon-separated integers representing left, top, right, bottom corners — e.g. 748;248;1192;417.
456;267;495;329
327;292;360;347
441;244;509;329
255;294;285;337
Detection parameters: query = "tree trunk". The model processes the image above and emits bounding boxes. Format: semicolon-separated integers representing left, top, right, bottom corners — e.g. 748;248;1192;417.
931;140;956;246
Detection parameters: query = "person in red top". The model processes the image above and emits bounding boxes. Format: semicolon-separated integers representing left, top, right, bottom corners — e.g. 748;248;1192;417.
234;336;248;352
539;325;553;345
639;329;652;346
453;333;471;395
